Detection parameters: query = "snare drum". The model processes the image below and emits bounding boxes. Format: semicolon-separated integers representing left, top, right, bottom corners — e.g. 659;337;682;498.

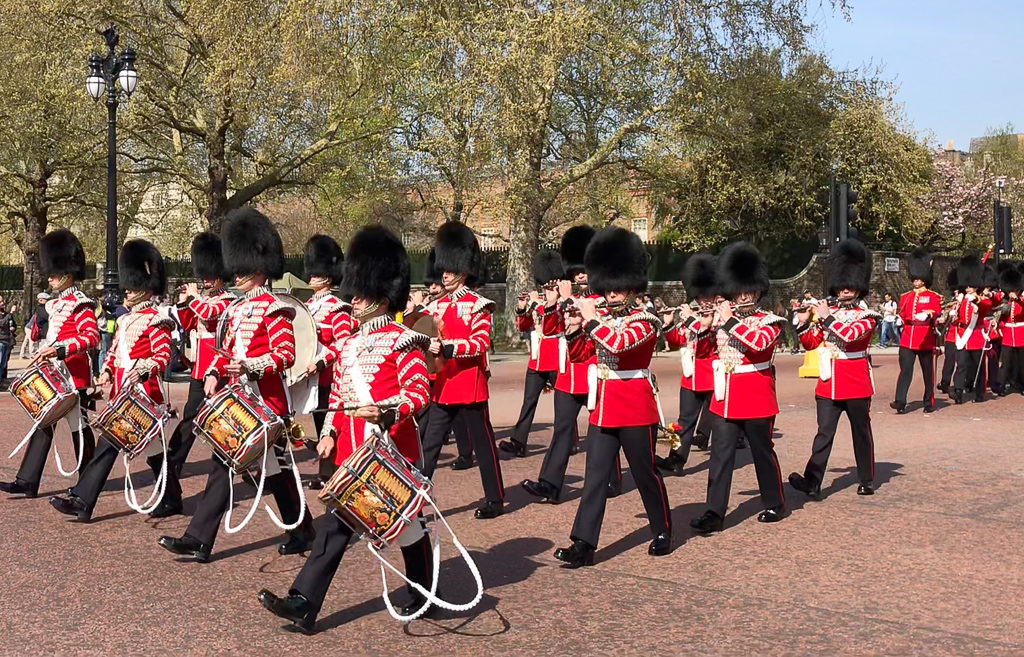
93;385;168;459
10;360;79;428
194;383;283;473
319;433;431;548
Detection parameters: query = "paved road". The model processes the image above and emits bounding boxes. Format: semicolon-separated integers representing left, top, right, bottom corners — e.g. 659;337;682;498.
1;351;1022;655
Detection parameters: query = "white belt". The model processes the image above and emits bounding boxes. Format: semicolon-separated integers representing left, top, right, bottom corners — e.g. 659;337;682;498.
818;348;867;382
530;331;564;366
586;365;662;425
1005;322;1024;328
712;360;770;401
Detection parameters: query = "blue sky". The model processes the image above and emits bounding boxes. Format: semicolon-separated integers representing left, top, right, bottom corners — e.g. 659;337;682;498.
809;0;1024;151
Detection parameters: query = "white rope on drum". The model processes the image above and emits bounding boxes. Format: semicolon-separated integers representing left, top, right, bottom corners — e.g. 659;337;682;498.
263;440;306;531
224;431;269;534
123;418;168;514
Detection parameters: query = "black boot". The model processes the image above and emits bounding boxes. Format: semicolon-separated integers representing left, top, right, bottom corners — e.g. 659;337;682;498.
49;494;92;522
450;455;474;470
788;472;821;500
279;518;316;555
399;534;440;618
258;589;316;634
655;450;687;476
553;539;595;568
889;401;906;414
689;510;724;534
474;500;504;519
648;531;671;556
158;534;212;562
521;478;559;503
149;497;184;519
757;505;787;523
0;479;37;498
498;439;526;458
692;433;710;450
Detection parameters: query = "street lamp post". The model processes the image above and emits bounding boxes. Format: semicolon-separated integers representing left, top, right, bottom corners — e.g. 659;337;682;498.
85;25;137;313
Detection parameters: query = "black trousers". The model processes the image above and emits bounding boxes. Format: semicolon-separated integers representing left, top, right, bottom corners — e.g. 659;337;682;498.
418;397;473;459
894;347;935;407
705;415;784;518
670;387;712;463
537;391;621;494
999;345;1024;391
510;369;558;447
570;424;670;548
420;402;504;503
940;342;958;387
986;341;1002;393
803;397;874;487
15;390;96;491
70;437;120;508
147;378;206;504
955;348;985;399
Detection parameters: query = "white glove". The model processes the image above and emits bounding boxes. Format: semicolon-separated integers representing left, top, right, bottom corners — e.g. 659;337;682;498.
914;312;928;322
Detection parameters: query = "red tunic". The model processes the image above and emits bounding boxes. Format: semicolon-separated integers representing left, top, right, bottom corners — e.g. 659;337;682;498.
709;310;785;420
177;290;234;381
306;291;355;386
207;288;296;416
797;305;878;400
101;302;174;402
1000;298;1024;347
324;317;431;465
554;293;601;395
898;289;941;350
430;287;494;404
515;302;564;372
582;308;661;428
954;295;993;351
985;292;1003;340
665;317;715;392
47;286;99;389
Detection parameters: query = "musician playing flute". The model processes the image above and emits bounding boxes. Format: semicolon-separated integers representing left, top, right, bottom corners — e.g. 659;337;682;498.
789;238;880;500
937;269;961;395
50;240;173;521
1;229;98;499
996;263;1024;394
951;255;992;404
259;225;434;633
891;248;940;414
145;232;235;518
159;208;313;562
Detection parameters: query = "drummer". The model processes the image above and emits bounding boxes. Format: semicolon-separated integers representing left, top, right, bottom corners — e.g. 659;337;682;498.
258;225;434;633
1;229;99;499
49;240;173;521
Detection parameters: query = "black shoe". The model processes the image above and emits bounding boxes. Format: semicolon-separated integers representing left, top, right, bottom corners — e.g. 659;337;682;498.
569;442;580;455
553;539;595;568
889;401;906;414
278;527;315;555
689;510;724;534
923;404;936;414
450;455;474;471
606;481;622;498
158;535;212;563
973;395;984;403
656;450;687;476
788;472;821;500
148;498;184;519
952;389;965;405
857;483;875;496
937;382;949;394
258;589;316;634
48;494;92;522
474;501;504;519
0;480;37;498
521;479;559;503
648;531;671;556
498;439;526;458
306;478;324;491
757;505;786;523
399;591;443;619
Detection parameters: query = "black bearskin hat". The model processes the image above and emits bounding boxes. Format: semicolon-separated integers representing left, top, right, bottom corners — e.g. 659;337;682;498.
826;238;872;297
907;248;933;287
683;253;717;299
717;241;769;299
433;221;481;279
221;207;285;280
191;232;228;282
999;260;1023;292
533;249;565;285
341;225;410;312
423;248;442;286
585;227;648;295
303;234;344;283
119;239;166;295
40;228;86;281
560;225;597;277
945;268;959;295
955;255;984;291
984;264;998;290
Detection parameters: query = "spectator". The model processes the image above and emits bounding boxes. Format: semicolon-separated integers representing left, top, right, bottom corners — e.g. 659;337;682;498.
774;300;793;351
20;293;49;359
789;297;803;353
802;289;818;306
0;299;16;387
880;292;899;348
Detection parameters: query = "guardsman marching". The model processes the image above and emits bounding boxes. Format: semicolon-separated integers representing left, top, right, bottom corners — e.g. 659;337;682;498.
891;248;940;414
997;262;1024;394
951;255;991;404
937;269;961;395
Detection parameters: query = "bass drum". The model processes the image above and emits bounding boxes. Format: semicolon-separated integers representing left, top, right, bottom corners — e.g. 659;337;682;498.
275;293;318;387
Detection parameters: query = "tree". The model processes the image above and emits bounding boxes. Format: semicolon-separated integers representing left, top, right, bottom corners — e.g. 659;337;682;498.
908;151;1001;253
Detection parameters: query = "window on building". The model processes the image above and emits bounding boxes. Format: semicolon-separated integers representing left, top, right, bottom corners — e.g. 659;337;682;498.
632;217;648;240
481;228;498;249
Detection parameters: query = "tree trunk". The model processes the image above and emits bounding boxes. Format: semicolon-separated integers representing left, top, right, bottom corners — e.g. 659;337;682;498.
503;175;545;342
206;125;230;233
22;168;48;317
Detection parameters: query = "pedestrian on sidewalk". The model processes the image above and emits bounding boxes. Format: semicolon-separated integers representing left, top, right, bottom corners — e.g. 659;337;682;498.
880;292;899;347
0;299;16;387
19;292;48;359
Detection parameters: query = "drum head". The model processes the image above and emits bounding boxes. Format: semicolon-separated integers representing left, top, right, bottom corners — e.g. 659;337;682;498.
275;294;317;387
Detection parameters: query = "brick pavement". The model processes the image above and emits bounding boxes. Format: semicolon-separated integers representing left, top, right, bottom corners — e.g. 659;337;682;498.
1;351;1022;655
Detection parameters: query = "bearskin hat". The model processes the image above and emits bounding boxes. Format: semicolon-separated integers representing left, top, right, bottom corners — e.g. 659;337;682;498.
190;232;228;282
683;253;717;300
119;239;166;295
221;207;285;280
303;234;344;283
423;247;442;286
999;260;1023;292
40;229;86;281
945;268;959;295
560;225;597;277
955;255;984;291
907;248;933;287
984;264;999;290
826;238;872;297
717;241;769;298
341;225;410;312
434;221;481;279
584;226;648;295
533;249;565;285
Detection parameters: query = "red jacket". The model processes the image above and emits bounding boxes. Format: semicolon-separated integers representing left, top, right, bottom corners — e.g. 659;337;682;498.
306;291;355;386
985;292;1003;341
515;302;564;372
207;287;296;416
581;308;661;428
898;289;941;350
48;286;99;389
177;289;234;381
102;302;173;403
665;316;715;392
430;287;494;404
954;295;993;351
324;317;431;465
797;305;878;400
709;310;785;420
1000;298;1024;347
554;294;601;395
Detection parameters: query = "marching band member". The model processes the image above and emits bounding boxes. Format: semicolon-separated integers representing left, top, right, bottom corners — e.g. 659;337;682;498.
553;227;671;567
258;225;433;633
657;253;717;475
690;242;788;534
49;240;173;520
420;222;505;519
983;266;1003;395
789;239;879;499
951;255;991;404
937;269;960;395
158;208;313;562
500;250;566;458
301;235;354;489
891;249;940;414
145;232;234;518
1;229;98;498
997;262;1024;394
